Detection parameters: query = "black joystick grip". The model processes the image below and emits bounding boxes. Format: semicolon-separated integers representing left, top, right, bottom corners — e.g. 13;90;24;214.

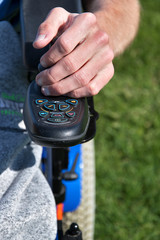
23;80;90;147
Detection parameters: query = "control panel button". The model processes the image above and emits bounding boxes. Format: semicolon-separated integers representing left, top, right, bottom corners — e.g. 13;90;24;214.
59;103;70;111
44;103;55;111
35;99;48;105
39;111;49;118
66;111;76;118
51;112;64;118
65;99;78;106
47;118;68;123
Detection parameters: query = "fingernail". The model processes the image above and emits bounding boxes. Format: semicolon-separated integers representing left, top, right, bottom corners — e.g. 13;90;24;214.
34;34;46;43
36;77;43;86
42;87;50;96
40;59;47;68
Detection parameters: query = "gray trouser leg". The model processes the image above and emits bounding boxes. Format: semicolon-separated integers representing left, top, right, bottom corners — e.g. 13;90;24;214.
0;21;57;240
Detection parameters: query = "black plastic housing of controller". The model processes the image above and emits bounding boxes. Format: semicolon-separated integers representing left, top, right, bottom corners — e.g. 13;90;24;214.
23;80;90;147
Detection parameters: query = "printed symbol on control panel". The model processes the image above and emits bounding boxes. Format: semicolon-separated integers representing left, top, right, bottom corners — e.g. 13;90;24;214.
44;103;55;111
65;99;78;106
39;111;48;117
35;99;48;105
51;112;64;118
66;111;75;118
59;104;70;111
47;118;68;123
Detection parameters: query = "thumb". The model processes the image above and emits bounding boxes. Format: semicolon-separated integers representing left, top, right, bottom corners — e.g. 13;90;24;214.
33;7;70;49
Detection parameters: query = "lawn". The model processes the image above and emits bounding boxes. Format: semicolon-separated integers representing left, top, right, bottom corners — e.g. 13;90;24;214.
94;0;160;239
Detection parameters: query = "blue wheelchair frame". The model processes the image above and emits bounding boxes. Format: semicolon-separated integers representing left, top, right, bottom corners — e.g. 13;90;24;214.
42;144;83;213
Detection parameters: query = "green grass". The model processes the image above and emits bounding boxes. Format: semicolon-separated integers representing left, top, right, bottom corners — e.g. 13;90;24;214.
94;1;160;239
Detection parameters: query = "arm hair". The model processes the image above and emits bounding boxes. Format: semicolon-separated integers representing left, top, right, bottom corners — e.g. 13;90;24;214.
82;0;140;55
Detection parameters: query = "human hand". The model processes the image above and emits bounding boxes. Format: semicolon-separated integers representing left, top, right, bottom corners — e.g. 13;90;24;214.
33;7;114;98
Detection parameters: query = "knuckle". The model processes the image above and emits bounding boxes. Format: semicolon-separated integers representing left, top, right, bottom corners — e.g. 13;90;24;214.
82;12;97;26
87;83;99;96
58;36;71;54
55;83;64;95
73;71;89;87
105;63;114;81
63;56;77;73
96;31;109;46
70;90;80;99
39;22;51;32
108;48;114;61
103;48;114;63
45;54;55;65
109;63;115;78
50;7;63;14
49;7;67;17
47;68;56;83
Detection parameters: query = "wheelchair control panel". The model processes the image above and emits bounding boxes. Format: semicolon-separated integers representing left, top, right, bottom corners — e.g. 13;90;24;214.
35;97;79;124
23;80;90;147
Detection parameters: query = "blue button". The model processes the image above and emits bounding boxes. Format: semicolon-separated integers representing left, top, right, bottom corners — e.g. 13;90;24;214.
65;99;78;106
39;111;48;117
35;99;48;105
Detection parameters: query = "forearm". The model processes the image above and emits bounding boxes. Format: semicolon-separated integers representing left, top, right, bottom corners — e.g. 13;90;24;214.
82;0;140;56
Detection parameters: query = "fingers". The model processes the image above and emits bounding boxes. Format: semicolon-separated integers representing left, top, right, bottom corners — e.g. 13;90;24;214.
67;63;114;98
39;52;114;97
33;7;70;49
33;8;115;98
35;30;110;86
38;12;98;67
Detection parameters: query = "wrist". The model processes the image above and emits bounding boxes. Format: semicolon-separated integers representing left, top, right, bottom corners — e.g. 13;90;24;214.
93;10;115;54
92;1;140;56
